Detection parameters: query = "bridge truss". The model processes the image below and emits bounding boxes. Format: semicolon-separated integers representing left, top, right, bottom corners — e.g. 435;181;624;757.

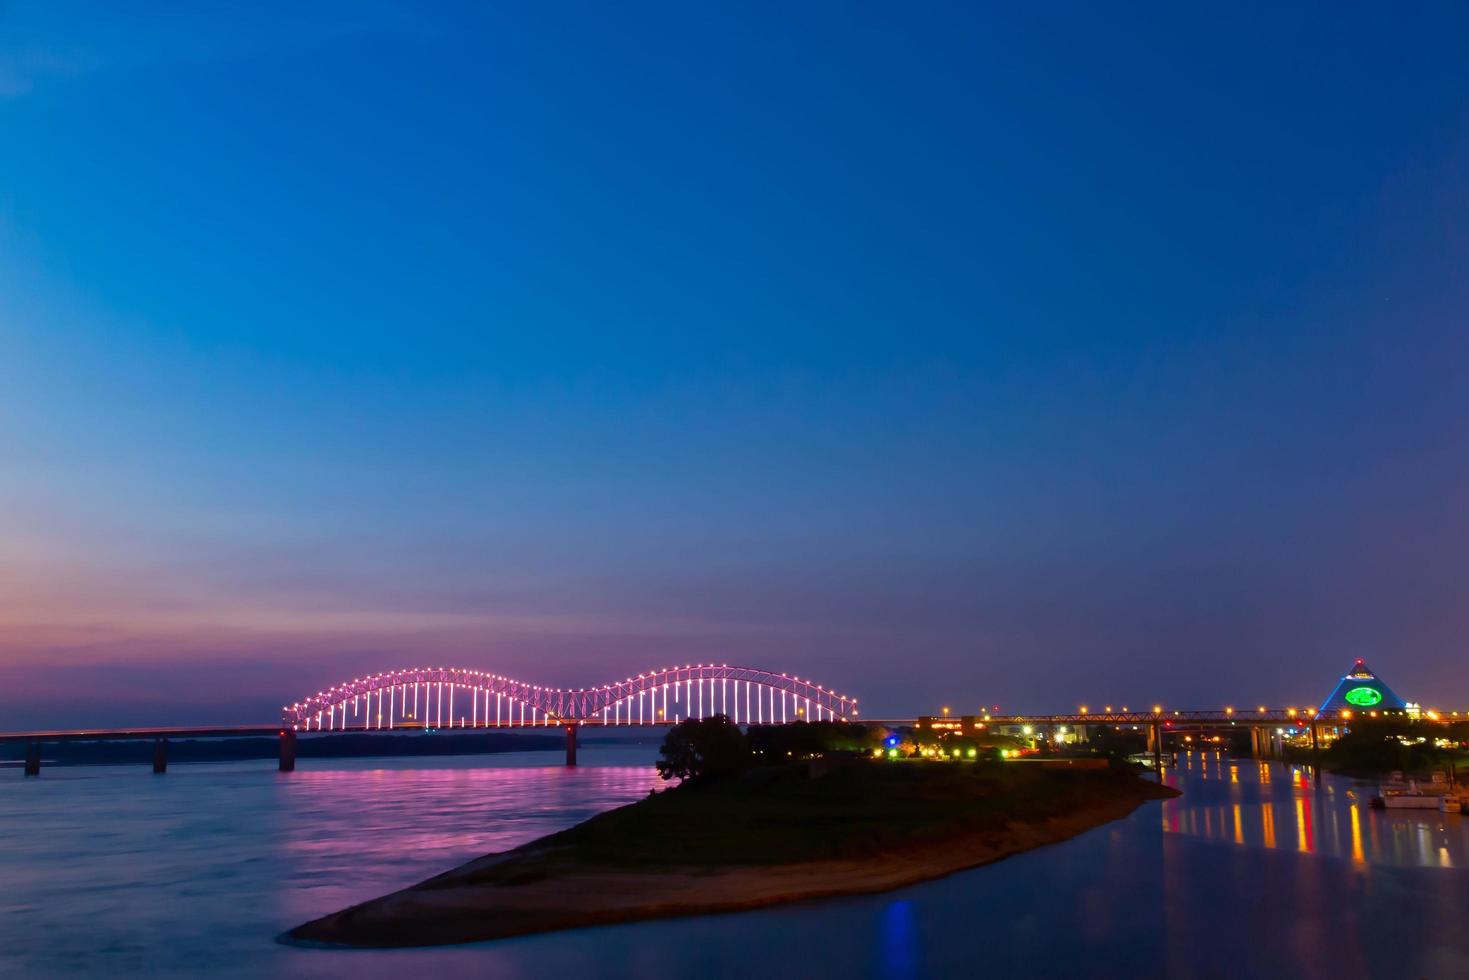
283;664;859;732
979;709;1327;727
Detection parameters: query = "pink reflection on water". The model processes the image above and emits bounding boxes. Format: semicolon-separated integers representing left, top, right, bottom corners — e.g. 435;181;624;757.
268;757;664;925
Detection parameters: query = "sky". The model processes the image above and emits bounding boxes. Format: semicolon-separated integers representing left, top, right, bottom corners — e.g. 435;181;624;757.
2;2;1468;728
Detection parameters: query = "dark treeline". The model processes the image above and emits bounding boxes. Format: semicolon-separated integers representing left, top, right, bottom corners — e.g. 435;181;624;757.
0;731;563;766
746;720;877;760
1306;719;1469;775
656;717;881;781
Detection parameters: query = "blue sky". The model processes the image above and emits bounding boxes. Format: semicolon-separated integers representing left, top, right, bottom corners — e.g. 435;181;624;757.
2;2;1467;725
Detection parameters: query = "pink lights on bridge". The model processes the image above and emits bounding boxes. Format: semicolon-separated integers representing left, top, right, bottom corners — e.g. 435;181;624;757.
283;664;859;732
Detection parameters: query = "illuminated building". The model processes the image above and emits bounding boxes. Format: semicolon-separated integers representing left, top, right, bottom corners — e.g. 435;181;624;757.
1318;659;1407;715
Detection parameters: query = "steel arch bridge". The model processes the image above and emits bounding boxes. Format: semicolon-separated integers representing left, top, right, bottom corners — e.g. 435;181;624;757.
283;664;859;732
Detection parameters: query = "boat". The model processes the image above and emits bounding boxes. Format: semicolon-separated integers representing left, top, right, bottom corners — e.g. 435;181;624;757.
1375;793;1443;810
1369;774;1462;811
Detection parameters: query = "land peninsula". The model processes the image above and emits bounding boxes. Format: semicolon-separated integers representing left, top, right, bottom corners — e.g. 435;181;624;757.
288;720;1175;948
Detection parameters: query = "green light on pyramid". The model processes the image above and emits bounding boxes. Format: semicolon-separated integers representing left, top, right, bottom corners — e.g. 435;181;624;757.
1343;686;1382;707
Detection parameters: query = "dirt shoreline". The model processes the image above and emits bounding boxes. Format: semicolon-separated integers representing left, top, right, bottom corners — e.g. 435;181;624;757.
285;777;1175;948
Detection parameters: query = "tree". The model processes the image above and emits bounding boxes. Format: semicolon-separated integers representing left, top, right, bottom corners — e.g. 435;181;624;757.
656;715;750;782
747;720;881;762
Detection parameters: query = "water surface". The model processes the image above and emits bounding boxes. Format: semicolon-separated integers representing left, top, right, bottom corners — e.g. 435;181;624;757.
2;747;1467;978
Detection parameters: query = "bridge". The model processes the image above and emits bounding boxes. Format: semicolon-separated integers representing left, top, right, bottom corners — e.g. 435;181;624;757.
908;705;1465;782
6;663;1459;778
284;664;858;731
2;663;859;775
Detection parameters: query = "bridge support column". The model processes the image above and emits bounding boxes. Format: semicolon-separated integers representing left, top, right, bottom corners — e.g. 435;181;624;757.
1255;727;1283;762
152;738;167;774
279;730;296;773
1149;722;1162;779
24;742;40;777
1309;721;1320;785
565;725;577;767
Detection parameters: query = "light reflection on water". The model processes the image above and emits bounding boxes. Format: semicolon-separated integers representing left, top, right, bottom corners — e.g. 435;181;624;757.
1160;750;1468;869
2;746;1468;978
0;747;665;978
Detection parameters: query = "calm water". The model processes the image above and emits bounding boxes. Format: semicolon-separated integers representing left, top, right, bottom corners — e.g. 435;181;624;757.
3;747;1468;978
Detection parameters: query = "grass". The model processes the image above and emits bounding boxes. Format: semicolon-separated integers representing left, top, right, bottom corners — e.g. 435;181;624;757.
448;760;1167;884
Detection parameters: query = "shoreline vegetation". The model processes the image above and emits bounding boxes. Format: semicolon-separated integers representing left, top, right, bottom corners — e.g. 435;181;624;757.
287;747;1176;948
1282;719;1469;779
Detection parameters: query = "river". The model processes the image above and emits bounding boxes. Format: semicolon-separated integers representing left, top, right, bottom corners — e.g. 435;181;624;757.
2;746;1466;978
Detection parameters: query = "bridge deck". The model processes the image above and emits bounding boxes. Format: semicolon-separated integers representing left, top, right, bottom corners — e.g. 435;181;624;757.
0;707;1402;744
0;721;687;743
0;726;287;743
960;711;1324;726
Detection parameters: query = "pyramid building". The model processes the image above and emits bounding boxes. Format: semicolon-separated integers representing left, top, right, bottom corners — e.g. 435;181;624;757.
1319;659;1407;714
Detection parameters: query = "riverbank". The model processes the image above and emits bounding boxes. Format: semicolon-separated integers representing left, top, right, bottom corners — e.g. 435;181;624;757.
287;761;1176;947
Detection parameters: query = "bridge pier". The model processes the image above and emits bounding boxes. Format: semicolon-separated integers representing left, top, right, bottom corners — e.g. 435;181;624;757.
152;738;167;774
1309;721;1320;785
278;730;296;773
24;742;40;777
565;724;577;767
1148;722;1162;778
1253;727;1284;761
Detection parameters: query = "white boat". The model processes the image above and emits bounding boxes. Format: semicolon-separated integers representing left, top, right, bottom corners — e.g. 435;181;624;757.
1372;776;1462;811
1381;793;1442;810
